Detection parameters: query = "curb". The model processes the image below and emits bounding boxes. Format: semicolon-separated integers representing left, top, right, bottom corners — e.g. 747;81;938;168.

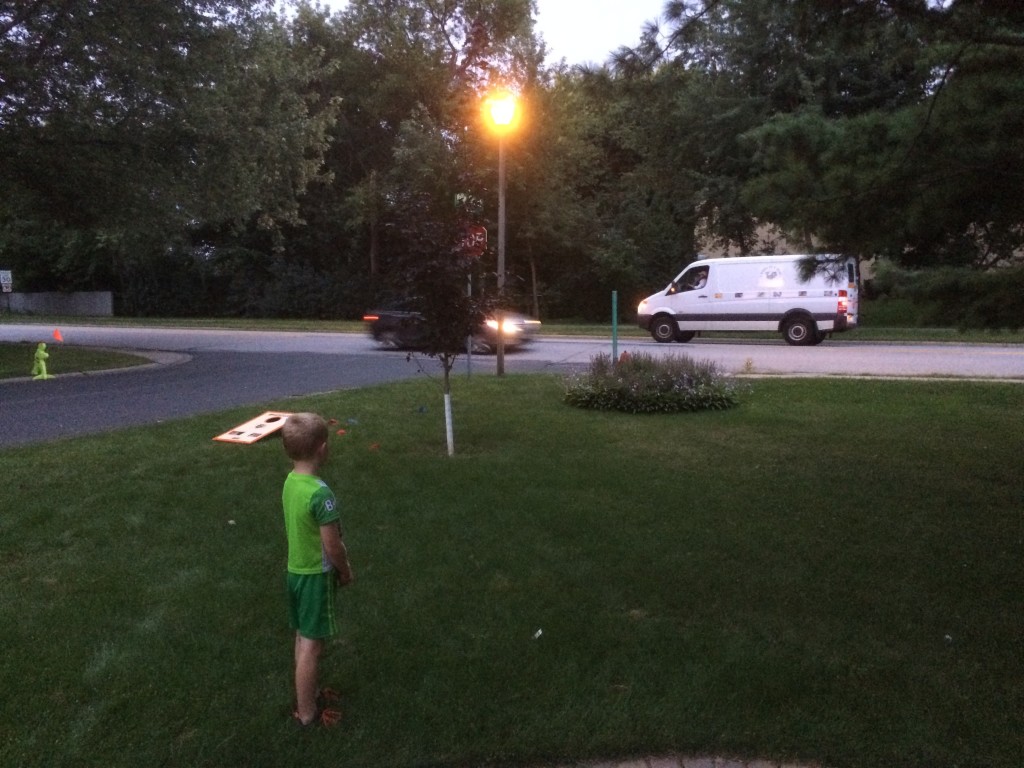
0;348;191;384
548;758;829;768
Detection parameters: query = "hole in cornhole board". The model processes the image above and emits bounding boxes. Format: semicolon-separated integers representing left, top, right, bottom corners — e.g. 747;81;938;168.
214;411;293;444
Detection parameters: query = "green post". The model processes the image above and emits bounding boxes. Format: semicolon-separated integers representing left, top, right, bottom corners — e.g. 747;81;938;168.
612;291;618;361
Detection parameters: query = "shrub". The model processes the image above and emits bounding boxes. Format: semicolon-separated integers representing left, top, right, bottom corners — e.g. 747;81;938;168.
563;351;741;414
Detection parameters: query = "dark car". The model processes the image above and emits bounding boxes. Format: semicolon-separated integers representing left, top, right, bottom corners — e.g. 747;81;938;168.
362;306;540;353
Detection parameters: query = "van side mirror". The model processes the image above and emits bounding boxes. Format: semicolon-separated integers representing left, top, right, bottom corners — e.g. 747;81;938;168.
666;282;679;296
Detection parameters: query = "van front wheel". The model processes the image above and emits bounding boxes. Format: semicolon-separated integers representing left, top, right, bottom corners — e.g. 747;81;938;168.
651;316;678;343
783;316;817;346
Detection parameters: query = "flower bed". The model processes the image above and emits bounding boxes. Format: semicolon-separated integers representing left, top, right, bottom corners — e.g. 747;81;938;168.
564;351;741;413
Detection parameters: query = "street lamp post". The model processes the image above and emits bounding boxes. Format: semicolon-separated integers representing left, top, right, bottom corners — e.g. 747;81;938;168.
485;91;518;376
497;134;507;295
496;133;507;374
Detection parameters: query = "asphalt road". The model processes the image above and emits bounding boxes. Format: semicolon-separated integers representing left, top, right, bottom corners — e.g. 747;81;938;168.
2;323;1023;449
0;325;573;449
0;351;434;448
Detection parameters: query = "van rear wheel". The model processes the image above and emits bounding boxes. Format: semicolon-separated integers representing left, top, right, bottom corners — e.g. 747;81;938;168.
783;316;816;346
651;316;678;343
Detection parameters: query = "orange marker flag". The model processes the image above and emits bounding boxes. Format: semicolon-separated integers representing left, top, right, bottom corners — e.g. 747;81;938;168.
53;328;63;343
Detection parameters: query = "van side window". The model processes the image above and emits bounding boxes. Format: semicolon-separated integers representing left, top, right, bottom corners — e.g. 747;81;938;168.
682;267;709;292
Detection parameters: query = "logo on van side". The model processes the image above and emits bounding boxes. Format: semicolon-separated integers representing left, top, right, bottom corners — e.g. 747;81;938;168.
759;266;785;288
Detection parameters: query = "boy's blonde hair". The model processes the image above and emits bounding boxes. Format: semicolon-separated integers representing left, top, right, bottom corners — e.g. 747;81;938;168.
282;413;328;461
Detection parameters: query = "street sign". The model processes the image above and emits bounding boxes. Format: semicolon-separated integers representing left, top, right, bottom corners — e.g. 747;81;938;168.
0;270;11;293
459;226;487;258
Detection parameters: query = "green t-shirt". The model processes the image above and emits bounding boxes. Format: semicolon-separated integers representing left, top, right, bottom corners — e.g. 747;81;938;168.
282;471;341;575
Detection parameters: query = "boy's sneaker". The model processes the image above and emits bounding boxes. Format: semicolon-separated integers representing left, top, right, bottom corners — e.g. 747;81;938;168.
292;706;342;728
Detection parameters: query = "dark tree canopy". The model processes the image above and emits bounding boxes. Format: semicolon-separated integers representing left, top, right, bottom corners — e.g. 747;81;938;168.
643;0;1024;269
2;0;1020;327
0;0;337;296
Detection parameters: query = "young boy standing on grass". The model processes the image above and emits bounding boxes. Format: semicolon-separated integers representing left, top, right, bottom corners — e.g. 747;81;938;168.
281;412;354;727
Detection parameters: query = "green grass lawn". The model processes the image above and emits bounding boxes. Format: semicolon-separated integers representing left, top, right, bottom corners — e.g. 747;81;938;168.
0;341;150;379
1;375;1022;768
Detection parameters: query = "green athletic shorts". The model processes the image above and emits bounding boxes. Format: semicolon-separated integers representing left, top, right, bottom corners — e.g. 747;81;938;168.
287;572;338;639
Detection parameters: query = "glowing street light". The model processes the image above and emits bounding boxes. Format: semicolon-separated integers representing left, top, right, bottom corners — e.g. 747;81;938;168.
486;92;518;131
484;90;519;375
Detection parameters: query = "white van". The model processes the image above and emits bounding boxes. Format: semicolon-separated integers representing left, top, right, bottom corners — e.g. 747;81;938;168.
637;254;859;346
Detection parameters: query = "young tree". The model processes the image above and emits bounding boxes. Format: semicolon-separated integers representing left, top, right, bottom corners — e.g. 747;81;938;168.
384;111;492;456
315;0;540;452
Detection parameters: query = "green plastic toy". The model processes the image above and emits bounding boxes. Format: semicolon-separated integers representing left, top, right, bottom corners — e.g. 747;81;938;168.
31;342;54;380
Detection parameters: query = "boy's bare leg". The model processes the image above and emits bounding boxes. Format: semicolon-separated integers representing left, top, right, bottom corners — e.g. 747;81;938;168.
294;633;324;724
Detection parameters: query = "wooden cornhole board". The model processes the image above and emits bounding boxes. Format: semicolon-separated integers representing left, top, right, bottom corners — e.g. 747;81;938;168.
214;411;293;444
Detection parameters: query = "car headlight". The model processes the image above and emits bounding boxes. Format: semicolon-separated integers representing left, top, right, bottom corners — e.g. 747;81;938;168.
485;319;522;335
